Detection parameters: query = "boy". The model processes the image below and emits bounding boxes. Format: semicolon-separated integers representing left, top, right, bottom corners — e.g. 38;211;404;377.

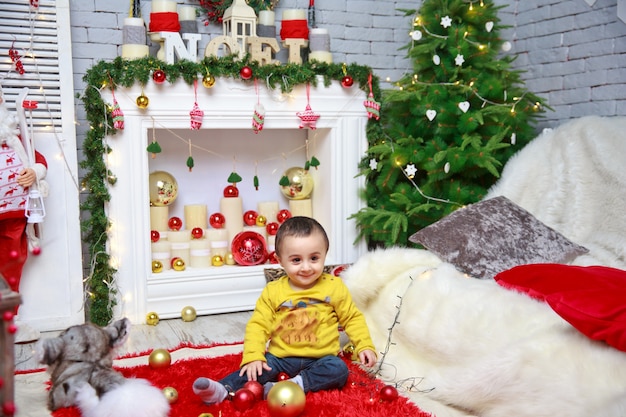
193;216;377;403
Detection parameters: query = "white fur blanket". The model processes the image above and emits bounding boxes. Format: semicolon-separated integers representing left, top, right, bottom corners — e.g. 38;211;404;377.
345;116;626;417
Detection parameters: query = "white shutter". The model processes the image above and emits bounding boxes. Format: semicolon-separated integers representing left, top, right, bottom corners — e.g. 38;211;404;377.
0;0;71;132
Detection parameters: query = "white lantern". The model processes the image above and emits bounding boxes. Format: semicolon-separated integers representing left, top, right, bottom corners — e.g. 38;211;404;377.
222;0;257;59
25;189;46;224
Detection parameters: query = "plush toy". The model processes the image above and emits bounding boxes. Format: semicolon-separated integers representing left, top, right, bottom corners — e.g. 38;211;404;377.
36;318;170;417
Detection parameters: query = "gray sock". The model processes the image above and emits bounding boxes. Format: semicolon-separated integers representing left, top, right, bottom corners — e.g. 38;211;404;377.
192;377;228;404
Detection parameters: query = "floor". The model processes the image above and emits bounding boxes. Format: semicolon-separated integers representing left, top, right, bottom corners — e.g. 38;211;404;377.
14;310;252;372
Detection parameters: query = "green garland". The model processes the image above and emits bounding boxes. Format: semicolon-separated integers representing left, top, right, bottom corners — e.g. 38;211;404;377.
81;55;381;325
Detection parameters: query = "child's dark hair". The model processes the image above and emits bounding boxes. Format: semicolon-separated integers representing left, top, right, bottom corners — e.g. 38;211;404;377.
274;216;329;257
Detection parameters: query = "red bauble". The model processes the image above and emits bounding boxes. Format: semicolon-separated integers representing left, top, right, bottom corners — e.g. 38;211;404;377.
8;250;19;260
341;75;354;87
152;69;166;84
31;246;41;255
209;212;226;228
266;222;279;236
168;216;183;231
151;230;160;242
231;231;268;266
268;251;279;264
191;227;204;239
243;380;264;402
379;384;399;402
233;388;256;411
223;185;239;197
240;66;253;80
276;209;292;224
2;401;16;416
3;311;14;321
243;210;258;226
277;372;290;381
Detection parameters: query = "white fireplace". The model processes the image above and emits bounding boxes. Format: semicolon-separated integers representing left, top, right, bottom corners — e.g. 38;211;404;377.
103;77;368;323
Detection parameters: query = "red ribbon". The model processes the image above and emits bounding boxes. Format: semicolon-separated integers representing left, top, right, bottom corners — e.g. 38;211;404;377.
280;20;309;40
149;12;181;33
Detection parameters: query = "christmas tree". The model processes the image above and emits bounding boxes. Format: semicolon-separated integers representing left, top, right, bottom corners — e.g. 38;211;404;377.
352;0;549;248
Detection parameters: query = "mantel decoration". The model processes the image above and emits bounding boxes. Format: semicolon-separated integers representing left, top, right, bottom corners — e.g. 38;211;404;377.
81;55;382;325
197;0;280;25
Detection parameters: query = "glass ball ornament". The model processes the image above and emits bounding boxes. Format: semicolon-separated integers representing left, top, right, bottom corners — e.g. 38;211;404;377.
341;75;354;87
256;215;267;227
163;386;178;403
243;210;258;226
191;227;204;239
136;94;149;109
152;69;166;84
171;257;186;271
233;388;256;412
202;74;216;88
268;251;279;264
152;260;163;273
225;252;236;265
146;311;160;326
267;381;306;417
223;185;239;197
149;170;178;206
277;209;292;224
280;167;314;200
151;230;160;242
209;212;226;228
149;348;171;369
231;231;268;266
266;221;279;235
212;254;224;266
379;384;399;402
181;305;197;322
240;65;253;80
168;216;183;231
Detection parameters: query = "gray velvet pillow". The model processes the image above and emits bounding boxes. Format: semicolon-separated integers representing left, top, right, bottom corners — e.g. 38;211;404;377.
408;196;589;279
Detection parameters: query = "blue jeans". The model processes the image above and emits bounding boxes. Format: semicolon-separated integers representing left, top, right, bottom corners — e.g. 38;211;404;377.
219;353;349;394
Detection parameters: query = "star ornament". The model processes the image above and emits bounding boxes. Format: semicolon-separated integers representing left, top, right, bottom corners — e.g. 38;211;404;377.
296;104;320;129
369;158;378;170
404;163;418;178
455;54;465;66
440;15;452;28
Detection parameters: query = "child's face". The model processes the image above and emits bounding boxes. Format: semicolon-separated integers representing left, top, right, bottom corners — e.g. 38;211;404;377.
276;231;327;291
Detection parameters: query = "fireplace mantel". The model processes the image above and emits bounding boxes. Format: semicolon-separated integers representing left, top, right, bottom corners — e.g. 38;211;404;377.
102;77;368;323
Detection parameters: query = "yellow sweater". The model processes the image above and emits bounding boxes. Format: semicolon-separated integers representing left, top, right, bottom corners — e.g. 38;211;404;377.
241;273;376;366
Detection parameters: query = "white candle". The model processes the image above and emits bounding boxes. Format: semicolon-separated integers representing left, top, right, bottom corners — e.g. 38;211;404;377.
282;9;306;20
168;230;191;263
184;204;208;230
178;5;196;21
258;10;275;26
206;228;229;257
289;199;313;217
257;201;279;224
308;50;332;63
151;0;177;13
189;238;212;268
124;17;145;27
121;44;150;59
267;235;276;253
220;197;244;243
151;240;172;270
150;206;169;231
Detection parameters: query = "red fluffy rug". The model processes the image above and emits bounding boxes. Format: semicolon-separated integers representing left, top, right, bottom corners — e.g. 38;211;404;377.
50;344;431;417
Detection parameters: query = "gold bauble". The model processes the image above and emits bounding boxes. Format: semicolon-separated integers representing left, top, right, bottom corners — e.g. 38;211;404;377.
212;254;224;266
146;311;160;326
172;257;186;271
256;214;267;227
280;167;314;200
152;260;163;273
202;74;215;88
149;170;178;206
136;94;149;109
267;381;306;417
198;414;214;417
225;252;236;265
163;386;178;403
149;348;171;369
181;305;197;322
342;343;358;361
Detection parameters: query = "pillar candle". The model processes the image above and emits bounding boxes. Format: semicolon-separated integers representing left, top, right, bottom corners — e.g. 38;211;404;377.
150;206;169;231
151;0;177;13
220;196;244;243
267;235;276;253
189;238;212;268
258;10;275;26
184;204;208;230
289;198;313;217
121;44;150;59
123;17;147;44
168;230;191;264
206;228;229;257
257;201;279;224
308;50;332;63
178;5;196;21
151;240;172;270
282;9;306;20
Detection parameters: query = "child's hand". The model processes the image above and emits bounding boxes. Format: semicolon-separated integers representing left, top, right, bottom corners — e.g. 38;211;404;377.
359;349;378;368
240;360;272;381
17;168;36;187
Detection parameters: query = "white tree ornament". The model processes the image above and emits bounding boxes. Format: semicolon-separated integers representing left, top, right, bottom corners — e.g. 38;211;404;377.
440;15;452;28
405;163;418;178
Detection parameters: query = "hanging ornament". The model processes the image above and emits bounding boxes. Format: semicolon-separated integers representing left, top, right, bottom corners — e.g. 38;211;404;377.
309;156;320;169
224;171;242;197
458;101;470;113
433;54;441;65
240;65;253;80
363;73;381;120
369;158;378;170
411;30;422;40
152;69;166;84
9;42;25;75
280;167;314;200
455;54;465;66
149;170;178;206
444;162;451;173
136;91;149;109
147;141;162;158
189;79;204;129
186;139;194;172
426;109;437;121
252;79;265;134
296;83;320;129
440;15;452;28
30;0;39;8
404;163;418;178
340;63;353;87
254;175;259;190
485;21;494;32
111;99;124;129
202;73;216;88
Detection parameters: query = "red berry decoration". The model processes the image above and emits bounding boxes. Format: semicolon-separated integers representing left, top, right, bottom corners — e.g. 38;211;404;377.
2;401;16;416
341;75;354;88
31;246;41;255
209;213;225;228
277;372;290;381
379;384;399;402
276;209;292;224
153;69;166;84
240;66;253;80
151;230;160;242
168;216;183;231
223;185;239;197
243;210;258;226
191;227;204;239
233;388;256;411
243;380;264;402
3;311;14;321
266;222;279;236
